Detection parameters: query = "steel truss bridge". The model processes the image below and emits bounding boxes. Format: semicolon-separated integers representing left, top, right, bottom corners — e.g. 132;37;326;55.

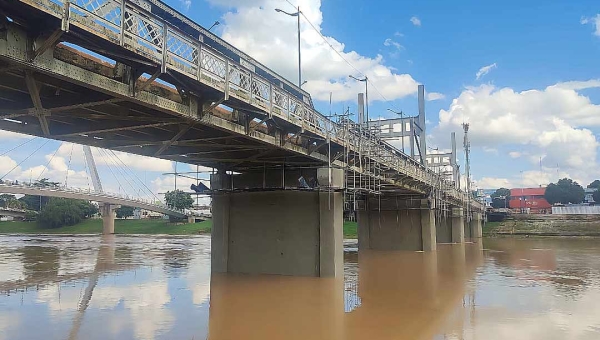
0;0;482;211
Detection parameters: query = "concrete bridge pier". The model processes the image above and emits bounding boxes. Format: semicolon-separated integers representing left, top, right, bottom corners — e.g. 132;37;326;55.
470;212;483;242
357;198;436;251
451;208;465;244
100;204;119;235
210;168;344;277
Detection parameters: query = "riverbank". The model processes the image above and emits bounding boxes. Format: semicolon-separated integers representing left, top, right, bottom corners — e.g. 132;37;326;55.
484;214;600;237
0;219;360;237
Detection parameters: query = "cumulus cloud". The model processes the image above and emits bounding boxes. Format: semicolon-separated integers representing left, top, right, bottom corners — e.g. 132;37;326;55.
210;0;423;102
426;92;445;101
581;14;600;37
475;63;497;80
434;80;600;186
410;16;421;26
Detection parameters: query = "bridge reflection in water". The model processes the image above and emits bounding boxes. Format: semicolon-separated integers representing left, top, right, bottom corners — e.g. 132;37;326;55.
4;236;600;340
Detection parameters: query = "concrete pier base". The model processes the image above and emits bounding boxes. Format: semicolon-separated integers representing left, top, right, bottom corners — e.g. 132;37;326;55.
100;204;118;235
358;198;436;251
211;190;344;277
451;208;465;244
470;212;483;242
436;216;452;243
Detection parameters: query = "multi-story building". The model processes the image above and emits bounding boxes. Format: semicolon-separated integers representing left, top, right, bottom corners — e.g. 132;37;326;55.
509;187;552;214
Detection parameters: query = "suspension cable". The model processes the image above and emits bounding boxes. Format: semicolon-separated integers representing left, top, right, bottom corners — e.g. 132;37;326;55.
36;142;63;181
0;136;39;157
64;142;75;187
108;150;161;202
1;139;50;180
100;149;140;198
96;148;126;195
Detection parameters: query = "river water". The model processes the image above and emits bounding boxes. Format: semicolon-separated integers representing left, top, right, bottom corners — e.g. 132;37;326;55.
1;235;600;339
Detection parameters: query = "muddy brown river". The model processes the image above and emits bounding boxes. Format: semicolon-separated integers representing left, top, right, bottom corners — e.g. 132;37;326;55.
1;235;600;339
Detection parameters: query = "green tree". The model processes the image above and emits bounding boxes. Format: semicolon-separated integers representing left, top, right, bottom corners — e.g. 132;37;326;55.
37;198;97;229
19;195;50;211
490;188;511;208
0;194;23;208
165;189;193;210
24;211;38;221
592;190;600;204
545;178;585;205
116;206;135;219
588;180;600;189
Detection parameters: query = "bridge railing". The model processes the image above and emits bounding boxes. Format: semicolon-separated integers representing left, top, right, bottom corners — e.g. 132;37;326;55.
18;0;478;208
0;181;188;215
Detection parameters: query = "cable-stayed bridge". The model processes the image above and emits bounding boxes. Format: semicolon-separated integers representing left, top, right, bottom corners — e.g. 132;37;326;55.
0;0;483;277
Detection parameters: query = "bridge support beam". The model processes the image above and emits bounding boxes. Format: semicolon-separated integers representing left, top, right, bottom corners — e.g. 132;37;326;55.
211;190;343;277
100;204;118;235
357;198;436;251
451;208;465;244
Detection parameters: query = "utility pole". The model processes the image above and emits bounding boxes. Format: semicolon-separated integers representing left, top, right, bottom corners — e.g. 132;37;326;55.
463;123;471;221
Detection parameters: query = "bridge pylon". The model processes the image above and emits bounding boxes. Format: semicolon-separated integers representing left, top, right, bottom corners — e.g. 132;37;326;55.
100;204;119;235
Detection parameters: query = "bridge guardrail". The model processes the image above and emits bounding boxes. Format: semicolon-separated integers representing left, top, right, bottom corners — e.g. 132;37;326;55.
0;182;190;215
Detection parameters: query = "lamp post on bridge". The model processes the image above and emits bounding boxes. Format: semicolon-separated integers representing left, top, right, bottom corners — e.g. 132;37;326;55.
387;108;404;153
275;7;302;88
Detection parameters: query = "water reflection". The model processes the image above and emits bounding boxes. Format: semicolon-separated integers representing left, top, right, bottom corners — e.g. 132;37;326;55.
2;236;600;339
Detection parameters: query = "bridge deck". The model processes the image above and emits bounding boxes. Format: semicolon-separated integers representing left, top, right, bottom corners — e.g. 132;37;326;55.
0;0;481;210
0;183;186;217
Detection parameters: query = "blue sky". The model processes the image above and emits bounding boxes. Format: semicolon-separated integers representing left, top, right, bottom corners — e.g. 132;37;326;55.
2;0;600;196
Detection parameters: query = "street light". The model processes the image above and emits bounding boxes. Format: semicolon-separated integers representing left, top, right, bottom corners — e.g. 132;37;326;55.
208;20;220;31
387;108;404;153
300;80;308;87
349;75;368;129
275;7;302;88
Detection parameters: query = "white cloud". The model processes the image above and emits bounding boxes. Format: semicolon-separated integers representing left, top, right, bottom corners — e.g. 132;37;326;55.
482;146;498;154
383;38;403;50
394;32;404;37
410;16;421;26
474;177;513;189
581;14;600;37
180;0;191;10
475;63;497;80
433;80;600;185
426;92;445;101
508;151;522;158
0;130;29;140
210;0;423;102
0;156;19;178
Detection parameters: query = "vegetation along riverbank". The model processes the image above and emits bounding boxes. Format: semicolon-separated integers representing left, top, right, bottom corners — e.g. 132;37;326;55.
484;214;600;237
